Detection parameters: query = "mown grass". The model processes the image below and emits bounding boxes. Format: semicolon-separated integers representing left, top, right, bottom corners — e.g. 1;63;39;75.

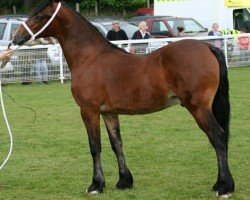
0;67;249;200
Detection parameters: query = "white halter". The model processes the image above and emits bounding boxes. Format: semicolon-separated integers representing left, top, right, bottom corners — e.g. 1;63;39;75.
22;2;62;41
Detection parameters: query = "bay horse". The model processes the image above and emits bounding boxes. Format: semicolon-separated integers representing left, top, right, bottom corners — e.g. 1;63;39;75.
12;0;235;198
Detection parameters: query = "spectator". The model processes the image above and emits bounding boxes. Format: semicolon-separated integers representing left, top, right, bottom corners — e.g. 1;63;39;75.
130;21;151;54
177;26;185;37
208;23;222;48
132;21;151;39
238;28;249;63
208;23;222;36
106;21;128;41
27;38;54;84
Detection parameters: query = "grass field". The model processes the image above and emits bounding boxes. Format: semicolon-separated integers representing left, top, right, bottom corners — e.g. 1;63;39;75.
0;67;249;200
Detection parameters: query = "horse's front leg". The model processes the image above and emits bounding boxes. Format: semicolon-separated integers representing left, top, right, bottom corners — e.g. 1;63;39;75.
81;109;105;194
102;114;133;189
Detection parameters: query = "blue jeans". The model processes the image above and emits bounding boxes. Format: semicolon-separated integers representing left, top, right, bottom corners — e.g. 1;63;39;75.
35;60;48;82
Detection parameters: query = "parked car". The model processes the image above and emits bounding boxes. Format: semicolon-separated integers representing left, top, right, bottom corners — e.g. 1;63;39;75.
0;15;27;46
127;16;208;38
136;8;154;16
89;18;138;39
0;15;60;75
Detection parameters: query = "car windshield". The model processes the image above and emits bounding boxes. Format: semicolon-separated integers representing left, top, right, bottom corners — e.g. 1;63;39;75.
167;19;206;33
0;23;7;40
103;23;138;39
245;8;250;19
10;23;21;40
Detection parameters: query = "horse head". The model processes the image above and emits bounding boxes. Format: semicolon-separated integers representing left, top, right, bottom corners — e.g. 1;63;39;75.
13;0;61;45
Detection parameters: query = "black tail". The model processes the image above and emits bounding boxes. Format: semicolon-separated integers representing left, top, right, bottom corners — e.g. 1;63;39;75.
209;45;230;148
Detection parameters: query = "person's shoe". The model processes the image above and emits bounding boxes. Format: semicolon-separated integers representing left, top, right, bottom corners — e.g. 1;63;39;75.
21;81;32;85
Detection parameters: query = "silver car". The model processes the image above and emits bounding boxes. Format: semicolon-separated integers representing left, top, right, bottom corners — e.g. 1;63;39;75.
0;16;60;72
0;16;26;46
90;19;138;39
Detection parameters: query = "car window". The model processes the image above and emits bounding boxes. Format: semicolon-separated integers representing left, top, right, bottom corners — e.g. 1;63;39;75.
120;24;138;38
0;23;7;40
151;21;170;35
128;20;141;27
10;23;21;40
167;19;206;33
103;23;138;39
233;8;250;32
93;24;106;37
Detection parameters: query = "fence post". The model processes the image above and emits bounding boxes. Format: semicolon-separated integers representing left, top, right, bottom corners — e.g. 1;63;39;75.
223;37;229;67
59;48;65;84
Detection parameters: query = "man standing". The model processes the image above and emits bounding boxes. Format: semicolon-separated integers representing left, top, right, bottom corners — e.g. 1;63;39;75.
27;38;54;84
208;23;222;48
106;21;128;41
208;23;222;36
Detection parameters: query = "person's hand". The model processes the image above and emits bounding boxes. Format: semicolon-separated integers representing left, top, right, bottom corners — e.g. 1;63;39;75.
0;48;13;62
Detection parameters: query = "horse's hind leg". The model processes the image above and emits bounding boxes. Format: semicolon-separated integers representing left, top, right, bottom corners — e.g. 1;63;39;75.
81;109;105;194
102;114;133;189
188;107;234;197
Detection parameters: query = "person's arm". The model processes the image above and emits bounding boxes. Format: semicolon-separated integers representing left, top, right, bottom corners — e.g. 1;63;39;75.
40;38;49;45
26;39;42;46
0;48;13;62
132;31;138;39
208;31;213;36
106;31;112;40
122;30;128;40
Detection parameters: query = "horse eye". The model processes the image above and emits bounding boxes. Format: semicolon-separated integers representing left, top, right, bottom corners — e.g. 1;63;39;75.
37;15;45;21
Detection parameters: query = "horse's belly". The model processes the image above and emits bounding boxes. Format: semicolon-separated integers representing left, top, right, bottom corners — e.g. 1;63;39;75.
100;92;180;115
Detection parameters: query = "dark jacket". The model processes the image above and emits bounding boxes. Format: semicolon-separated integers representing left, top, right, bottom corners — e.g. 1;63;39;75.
106;29;128;41
208;30;214;36
208;30;222;36
132;30;151;39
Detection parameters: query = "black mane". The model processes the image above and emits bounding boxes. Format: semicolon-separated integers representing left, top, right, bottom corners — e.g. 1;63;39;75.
31;2;50;17
63;4;129;54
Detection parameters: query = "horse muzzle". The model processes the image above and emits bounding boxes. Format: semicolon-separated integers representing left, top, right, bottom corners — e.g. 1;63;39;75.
12;34;30;46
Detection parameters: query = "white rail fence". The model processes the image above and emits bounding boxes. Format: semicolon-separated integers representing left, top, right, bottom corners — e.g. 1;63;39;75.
0;34;249;84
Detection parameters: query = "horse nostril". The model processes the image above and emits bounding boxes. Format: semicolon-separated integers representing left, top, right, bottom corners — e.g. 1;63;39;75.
12;35;26;46
12;39;17;45
12;37;19;45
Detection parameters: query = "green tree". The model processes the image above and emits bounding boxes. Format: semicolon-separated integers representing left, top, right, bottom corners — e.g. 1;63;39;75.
0;0;149;16
80;0;146;15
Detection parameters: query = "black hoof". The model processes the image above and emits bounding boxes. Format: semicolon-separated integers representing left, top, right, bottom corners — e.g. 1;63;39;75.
212;177;235;196
87;177;105;194
116;170;133;189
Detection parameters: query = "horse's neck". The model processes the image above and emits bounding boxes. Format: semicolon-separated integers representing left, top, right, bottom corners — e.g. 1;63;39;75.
55;7;108;70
